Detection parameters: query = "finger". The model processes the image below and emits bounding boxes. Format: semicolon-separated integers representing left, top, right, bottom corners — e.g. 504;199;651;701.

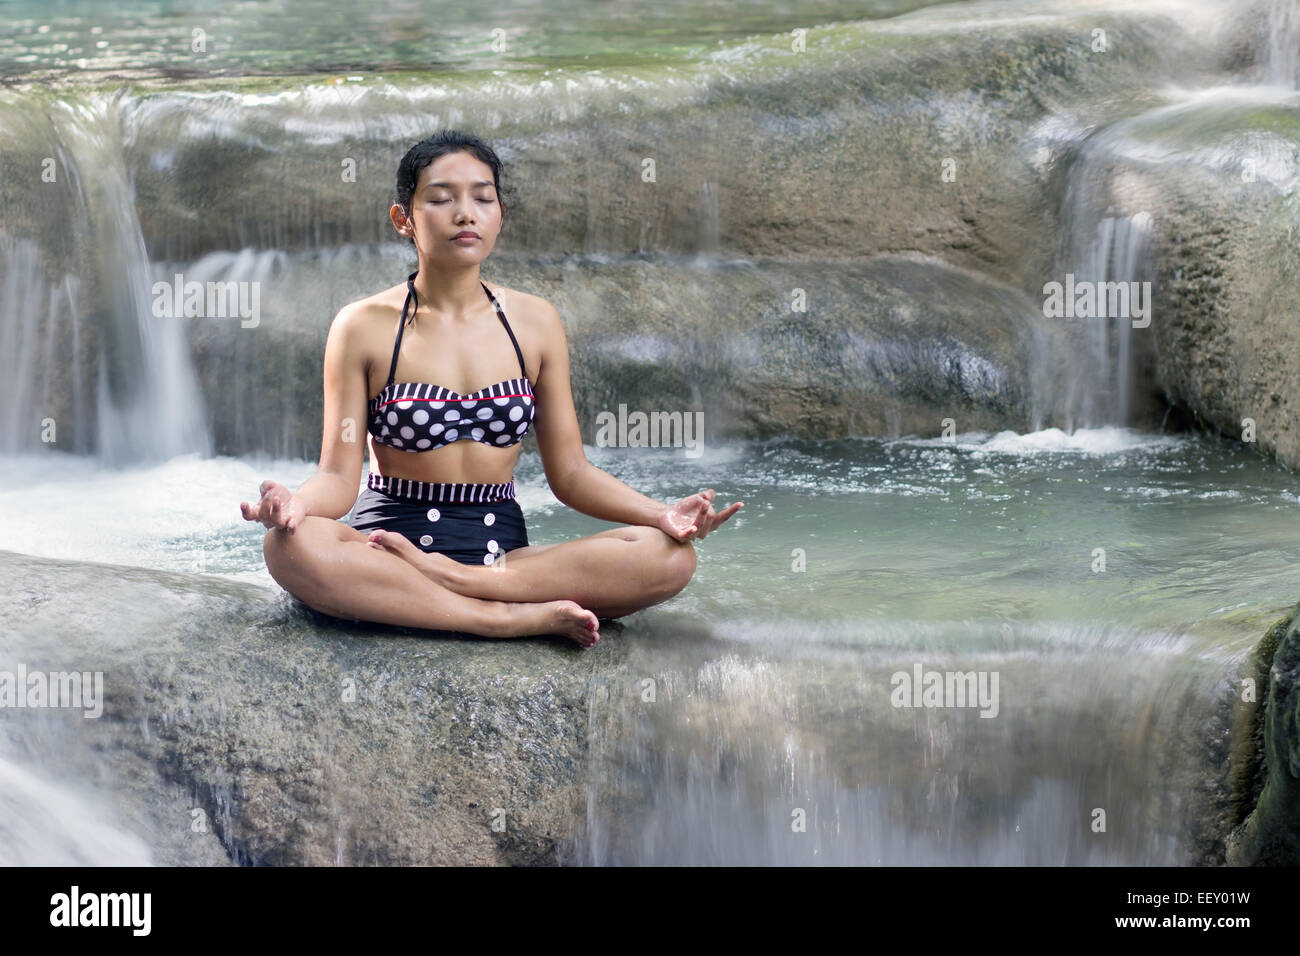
716;502;743;524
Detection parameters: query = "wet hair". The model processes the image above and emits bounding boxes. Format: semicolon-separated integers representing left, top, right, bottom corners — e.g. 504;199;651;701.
394;130;511;248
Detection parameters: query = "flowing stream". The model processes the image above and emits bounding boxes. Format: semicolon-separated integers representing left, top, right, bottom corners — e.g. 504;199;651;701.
0;0;1296;864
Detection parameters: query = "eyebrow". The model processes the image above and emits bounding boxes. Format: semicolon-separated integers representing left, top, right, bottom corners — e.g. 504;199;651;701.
423;180;495;190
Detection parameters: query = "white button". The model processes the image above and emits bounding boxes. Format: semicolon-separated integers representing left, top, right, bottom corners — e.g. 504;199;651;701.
427;508;440;522
482;553;496;566
419;534;433;547
483;512;496;526
486;539;499;552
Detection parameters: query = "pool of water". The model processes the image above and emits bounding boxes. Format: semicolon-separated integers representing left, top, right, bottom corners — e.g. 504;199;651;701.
2;425;1291;865
0;0;962;81
2;425;1292;655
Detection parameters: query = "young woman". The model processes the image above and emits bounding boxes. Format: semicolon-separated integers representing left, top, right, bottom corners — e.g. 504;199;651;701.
240;131;742;648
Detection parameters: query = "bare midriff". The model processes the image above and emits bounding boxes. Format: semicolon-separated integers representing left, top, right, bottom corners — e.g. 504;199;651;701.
367;432;523;486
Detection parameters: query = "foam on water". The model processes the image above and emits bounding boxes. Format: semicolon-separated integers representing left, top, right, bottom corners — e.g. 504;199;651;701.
0;450;316;584
0;754;153;866
896;425;1186;456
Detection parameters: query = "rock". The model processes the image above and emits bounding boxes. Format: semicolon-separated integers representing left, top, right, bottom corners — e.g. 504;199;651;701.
1051;96;1300;466
0;549;621;865
0;546;1264;865
1227;601;1300;865
0;0;1225;458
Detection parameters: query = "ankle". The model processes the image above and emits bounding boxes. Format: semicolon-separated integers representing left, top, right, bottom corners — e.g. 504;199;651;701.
432;555;467;589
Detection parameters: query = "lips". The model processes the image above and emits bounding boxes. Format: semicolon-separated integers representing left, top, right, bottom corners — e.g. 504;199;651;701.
452;232;480;240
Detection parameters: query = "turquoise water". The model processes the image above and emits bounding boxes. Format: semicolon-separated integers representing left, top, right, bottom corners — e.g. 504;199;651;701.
1;0;958;81
0;0;1292;865
1;424;1293;658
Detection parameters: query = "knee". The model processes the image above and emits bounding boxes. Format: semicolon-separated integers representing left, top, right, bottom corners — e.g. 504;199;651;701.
263;522;319;592
671;537;697;589
653;529;697;595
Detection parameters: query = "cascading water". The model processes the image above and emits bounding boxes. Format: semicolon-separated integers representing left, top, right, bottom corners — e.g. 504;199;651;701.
0;237;91;455
1052;138;1155;430
0;93;211;464
0;0;1295;867
1267;0;1299;87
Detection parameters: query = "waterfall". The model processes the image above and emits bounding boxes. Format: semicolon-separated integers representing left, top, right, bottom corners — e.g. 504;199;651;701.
1076;210;1153;428
1053;130;1155;430
0;238;92;455
1268;0;1300;87
0;93;212;464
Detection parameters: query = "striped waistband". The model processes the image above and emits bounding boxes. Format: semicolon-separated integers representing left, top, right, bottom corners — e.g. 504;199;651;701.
366;473;517;503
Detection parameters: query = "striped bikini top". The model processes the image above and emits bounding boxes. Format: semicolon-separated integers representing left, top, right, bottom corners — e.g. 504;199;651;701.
368;271;535;453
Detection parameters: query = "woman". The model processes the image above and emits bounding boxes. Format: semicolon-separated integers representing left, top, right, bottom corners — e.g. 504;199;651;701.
241;131;742;648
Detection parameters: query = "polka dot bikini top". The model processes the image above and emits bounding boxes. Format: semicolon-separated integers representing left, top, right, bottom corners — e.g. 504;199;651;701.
368;271;535;453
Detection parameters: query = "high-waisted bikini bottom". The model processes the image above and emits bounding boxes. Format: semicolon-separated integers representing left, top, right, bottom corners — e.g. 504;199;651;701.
344;473;529;566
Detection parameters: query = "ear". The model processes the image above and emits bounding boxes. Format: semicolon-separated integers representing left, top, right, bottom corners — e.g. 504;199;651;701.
389;203;411;235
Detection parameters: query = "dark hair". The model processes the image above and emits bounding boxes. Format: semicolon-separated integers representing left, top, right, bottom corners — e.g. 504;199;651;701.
394;130;511;248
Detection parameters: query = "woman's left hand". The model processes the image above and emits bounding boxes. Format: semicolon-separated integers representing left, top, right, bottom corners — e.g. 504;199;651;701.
657;489;744;543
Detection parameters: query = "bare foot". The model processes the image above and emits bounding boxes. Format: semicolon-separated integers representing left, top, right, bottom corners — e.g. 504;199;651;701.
538;600;601;648
368;530;599;646
498;599;600;647
367;529;463;587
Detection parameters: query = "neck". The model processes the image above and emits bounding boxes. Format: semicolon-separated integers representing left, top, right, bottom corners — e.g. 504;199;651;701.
409;261;486;317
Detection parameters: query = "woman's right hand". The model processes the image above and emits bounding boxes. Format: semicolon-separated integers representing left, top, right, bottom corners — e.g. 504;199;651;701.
241;480;308;532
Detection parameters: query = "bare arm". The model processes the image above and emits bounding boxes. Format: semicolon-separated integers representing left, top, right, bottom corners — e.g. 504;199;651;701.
296;303;369;518
241;303;368;529
530;299;743;541
531;301;670;527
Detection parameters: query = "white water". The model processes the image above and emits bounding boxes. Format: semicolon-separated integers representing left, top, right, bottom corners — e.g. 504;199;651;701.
0;0;1295;866
1268;0;1300;87
0;94;211;464
0;754;154;866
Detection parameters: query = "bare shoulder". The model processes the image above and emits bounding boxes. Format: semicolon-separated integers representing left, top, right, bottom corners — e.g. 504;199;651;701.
334;282;405;326
484;283;563;337
325;286;407;391
327;284;410;360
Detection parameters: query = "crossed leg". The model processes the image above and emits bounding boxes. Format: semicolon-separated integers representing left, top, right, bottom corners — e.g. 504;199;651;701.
262;517;601;646
366;523;698;619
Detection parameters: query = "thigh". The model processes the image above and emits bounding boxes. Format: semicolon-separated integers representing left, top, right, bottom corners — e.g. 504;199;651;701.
270;514;371;548
499;524;653;563
263;515;374;593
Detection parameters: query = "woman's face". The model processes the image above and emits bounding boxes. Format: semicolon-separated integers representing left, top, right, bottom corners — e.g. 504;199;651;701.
396;150;503;265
